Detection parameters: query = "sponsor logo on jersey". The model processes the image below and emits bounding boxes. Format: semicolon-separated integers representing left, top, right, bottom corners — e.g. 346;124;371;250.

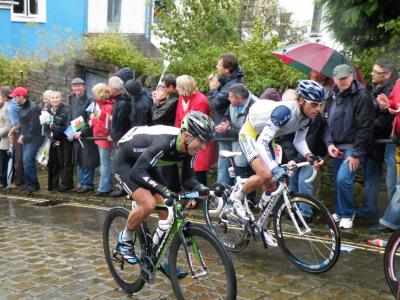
271;106;291;128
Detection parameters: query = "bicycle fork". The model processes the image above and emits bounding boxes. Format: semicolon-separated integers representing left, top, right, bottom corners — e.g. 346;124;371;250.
178;225;208;279
282;191;311;235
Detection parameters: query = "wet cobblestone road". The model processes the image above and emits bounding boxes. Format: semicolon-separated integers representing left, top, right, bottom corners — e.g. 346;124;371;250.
0;196;394;299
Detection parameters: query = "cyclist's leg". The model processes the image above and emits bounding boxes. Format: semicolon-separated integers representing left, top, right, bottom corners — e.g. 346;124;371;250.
127;188;157;230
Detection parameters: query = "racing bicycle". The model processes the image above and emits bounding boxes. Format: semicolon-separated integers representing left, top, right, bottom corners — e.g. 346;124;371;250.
103;178;237;299
205;150;340;273
384;229;400;299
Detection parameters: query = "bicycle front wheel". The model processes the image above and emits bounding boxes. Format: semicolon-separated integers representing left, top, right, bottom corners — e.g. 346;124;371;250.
273;194;340;273
384;230;400;298
168;224;237;300
204;192;249;252
102;207;145;293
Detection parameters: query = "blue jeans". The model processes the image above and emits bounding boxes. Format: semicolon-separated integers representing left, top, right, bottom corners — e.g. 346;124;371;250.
358;158;383;217
289;166;314;217
217;141;234;186
77;165;94;189
380;144;400;229
23;136;44;189
97;147;113;193
385;144;396;200
332;150;359;218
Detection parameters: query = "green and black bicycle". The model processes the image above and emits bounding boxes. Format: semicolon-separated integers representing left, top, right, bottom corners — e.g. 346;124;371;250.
102;190;237;299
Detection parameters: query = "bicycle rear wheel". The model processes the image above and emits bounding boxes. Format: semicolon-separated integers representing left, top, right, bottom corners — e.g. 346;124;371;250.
273;194;340;273
168;224;237;300
204;192;249;252
384;230;400;298
102;207;145;293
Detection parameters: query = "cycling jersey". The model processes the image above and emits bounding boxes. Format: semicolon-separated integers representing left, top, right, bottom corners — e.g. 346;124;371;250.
114;125;200;197
239;100;311;170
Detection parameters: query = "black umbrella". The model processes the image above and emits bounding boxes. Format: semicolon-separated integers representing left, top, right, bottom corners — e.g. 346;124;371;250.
6;144;13;189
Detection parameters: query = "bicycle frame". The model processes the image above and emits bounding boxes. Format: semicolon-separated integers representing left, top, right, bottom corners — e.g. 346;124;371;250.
218;154;314;236
135;197;208;278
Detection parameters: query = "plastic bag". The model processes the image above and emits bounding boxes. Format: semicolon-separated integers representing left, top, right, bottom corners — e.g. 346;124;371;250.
36;138;51;167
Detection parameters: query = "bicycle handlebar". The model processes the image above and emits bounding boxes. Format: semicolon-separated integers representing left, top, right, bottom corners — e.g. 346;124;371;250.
281;161;318;183
163;190;204;207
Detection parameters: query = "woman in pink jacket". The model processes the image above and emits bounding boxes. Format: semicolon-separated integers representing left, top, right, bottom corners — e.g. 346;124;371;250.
89;83;115;196
174;75;218;207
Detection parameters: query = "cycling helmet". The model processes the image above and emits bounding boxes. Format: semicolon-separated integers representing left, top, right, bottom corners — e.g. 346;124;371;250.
181;111;215;142
296;80;326;103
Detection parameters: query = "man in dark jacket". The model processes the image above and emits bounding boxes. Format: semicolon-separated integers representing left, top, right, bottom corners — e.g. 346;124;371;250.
324;64;374;229
151;74;180;192
152;74;178;126
109;76;131;147
208;53;244;185
125;79;152;127
359;58;398;220
69;78;99;193
12;87;43;194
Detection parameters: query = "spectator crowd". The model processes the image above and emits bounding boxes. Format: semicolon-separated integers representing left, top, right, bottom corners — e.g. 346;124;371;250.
1;54;400;232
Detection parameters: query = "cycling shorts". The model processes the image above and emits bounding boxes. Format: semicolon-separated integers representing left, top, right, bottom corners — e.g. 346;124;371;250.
112;146;166;196
239;118;276;167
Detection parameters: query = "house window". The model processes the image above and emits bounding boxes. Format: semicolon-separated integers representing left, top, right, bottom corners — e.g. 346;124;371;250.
11;0;46;22
107;0;121;28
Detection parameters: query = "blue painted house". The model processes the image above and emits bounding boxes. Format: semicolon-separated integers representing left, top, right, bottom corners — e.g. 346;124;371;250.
0;0;156;57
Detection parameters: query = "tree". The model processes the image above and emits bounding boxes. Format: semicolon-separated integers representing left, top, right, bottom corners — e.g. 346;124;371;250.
239;0;307;44
153;0;241;58
317;0;400;49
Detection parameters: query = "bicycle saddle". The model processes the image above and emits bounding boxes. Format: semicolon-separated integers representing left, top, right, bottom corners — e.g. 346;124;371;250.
219;150;242;158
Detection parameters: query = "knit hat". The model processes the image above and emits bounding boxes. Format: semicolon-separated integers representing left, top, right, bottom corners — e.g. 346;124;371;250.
115;67;134;84
259;87;281;101
125;79;142;97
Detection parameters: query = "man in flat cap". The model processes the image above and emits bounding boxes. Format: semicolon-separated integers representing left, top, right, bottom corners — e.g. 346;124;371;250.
69;77;99;193
323;64;374;229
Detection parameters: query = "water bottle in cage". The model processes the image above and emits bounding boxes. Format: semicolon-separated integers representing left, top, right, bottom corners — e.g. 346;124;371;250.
152;219;170;246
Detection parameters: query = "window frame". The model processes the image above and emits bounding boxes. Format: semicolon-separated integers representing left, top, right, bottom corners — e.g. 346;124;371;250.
11;0;46;23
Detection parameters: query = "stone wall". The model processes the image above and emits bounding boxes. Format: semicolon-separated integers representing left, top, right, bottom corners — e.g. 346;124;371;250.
25;56;116;105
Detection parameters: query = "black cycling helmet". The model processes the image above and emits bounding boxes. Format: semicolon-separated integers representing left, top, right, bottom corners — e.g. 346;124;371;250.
296;80;326;103
181;111;215;142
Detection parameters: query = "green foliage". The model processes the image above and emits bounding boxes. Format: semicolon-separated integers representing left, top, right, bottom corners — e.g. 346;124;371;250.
317;0;400;49
83;34;160;76
0;54;39;87
168;43;230;91
154;0;241;58
238;34;303;95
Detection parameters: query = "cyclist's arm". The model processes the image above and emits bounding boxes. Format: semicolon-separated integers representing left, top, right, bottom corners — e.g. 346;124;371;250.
129;147;170;197
181;156;203;190
293;126;312;158
257;121;280;170
256;105;292;170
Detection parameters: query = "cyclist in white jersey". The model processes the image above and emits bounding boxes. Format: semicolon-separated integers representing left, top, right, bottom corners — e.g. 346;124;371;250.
225;80;326;247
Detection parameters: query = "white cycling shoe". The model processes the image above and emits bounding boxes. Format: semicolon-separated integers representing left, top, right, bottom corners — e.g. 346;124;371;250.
261;230;278;248
232;200;249;221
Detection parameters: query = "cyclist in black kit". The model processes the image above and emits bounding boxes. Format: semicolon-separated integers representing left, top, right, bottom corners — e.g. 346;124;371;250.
113;111;215;266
